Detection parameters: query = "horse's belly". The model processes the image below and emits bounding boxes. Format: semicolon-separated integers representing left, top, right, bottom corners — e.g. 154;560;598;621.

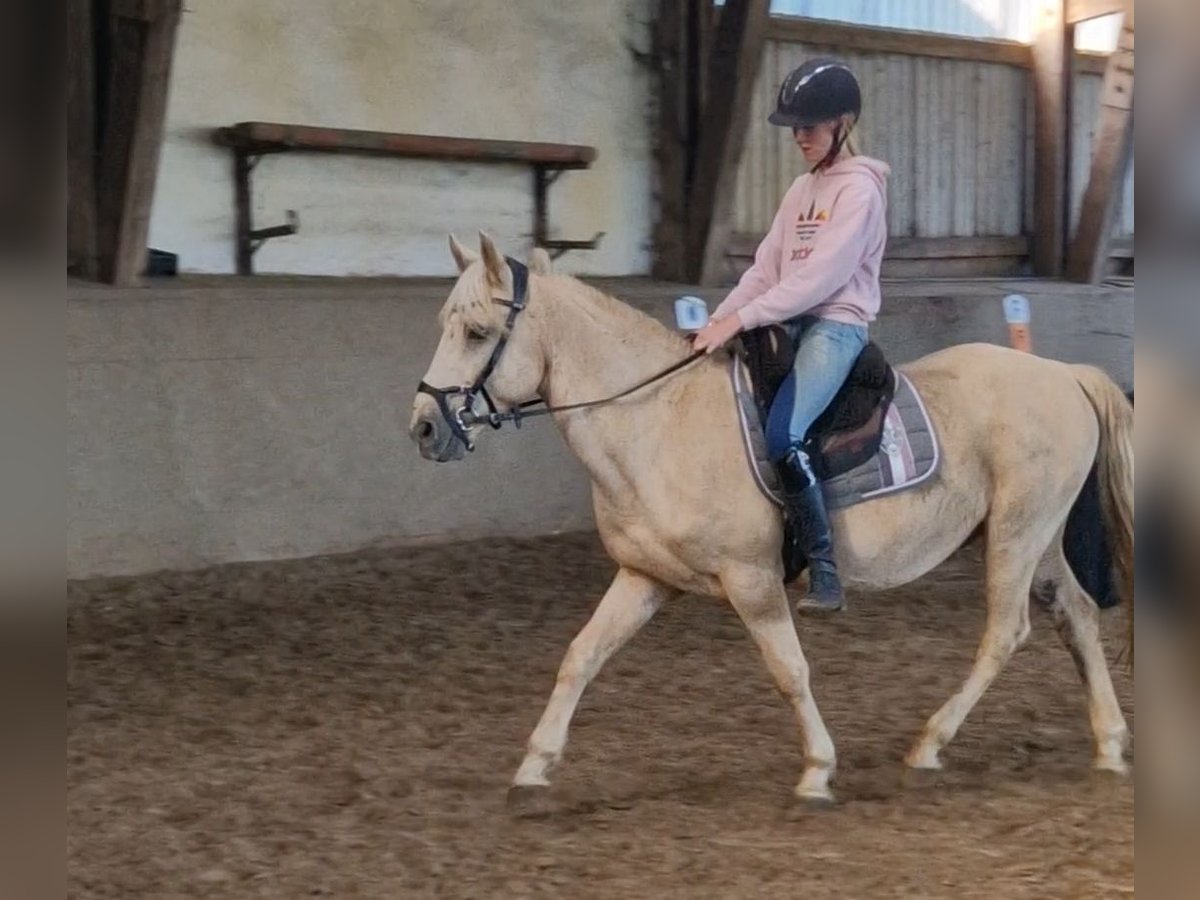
834;488;981;590
594;505;727;596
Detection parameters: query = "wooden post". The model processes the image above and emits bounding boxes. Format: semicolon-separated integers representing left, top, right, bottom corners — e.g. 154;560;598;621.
96;0;182;285
685;0;769;285
1030;0;1072;277
652;0;716;282
651;0;690;281
1066;7;1133;283
68;0;99;279
693;0;714;121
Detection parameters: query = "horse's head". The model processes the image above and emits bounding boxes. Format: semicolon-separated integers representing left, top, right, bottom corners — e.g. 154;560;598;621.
410;232;553;462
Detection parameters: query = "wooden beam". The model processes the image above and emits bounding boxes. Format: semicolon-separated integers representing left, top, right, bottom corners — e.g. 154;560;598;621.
768;17;1031;67
1075;51;1109;76
686;0;769;285
213;123;596;167
651;0;690;280
729;233;1030;260
727;233;1030;278
96;0;182;285
67;0;99;279
1066;8;1133;283
880;256;1028;279
1030;0;1072;276
694;0;714;117
1066;0;1124;24
883;235;1030;260
768;15;1109;74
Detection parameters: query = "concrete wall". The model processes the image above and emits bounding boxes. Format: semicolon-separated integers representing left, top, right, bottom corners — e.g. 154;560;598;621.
68;276;1133;578
68;279;594;578
148;0;654;277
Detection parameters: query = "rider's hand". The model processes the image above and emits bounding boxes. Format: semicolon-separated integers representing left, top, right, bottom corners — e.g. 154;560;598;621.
691;315;742;355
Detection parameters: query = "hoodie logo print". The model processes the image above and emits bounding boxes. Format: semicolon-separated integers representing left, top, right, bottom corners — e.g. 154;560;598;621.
794;199;829;244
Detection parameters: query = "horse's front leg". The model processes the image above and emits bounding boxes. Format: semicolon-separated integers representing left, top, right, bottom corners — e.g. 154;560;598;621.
510;568;675;803
724;564;837;803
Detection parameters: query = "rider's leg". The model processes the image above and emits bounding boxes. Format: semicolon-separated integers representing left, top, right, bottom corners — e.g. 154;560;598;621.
766;317;868;611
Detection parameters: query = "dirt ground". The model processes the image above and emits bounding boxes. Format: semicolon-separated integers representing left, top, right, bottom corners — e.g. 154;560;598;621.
68;533;1133;898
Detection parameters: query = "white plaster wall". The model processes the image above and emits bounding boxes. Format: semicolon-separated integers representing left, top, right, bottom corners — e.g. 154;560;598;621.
148;0;656;276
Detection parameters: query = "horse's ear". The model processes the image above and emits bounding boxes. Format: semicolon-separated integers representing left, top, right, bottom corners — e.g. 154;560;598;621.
478;231;507;287
528;247;553;275
448;233;477;274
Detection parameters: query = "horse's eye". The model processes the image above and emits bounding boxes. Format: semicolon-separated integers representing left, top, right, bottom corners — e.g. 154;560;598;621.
466;326;489;343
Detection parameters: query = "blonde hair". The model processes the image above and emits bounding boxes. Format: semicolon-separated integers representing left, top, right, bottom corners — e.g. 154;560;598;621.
812;114;859;171
840;113;860;156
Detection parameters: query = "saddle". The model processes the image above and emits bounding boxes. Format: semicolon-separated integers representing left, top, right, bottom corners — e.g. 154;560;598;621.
736;324;896;480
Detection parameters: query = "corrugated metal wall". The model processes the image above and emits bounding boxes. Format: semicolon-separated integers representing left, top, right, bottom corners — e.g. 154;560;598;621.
734;41;1134;243
1071;69;1135;238
735;42;1029;240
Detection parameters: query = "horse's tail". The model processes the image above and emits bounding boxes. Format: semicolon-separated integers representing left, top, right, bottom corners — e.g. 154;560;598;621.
1071;364;1135;666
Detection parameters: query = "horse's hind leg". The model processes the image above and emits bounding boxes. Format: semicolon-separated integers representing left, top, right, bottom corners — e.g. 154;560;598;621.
511;568;673;792
724;566;836;802
906;534;1037;770
1036;545;1130;772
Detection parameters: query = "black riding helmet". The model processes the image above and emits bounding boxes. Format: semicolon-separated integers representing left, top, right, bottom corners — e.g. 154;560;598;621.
768;58;862;129
769;58;862;170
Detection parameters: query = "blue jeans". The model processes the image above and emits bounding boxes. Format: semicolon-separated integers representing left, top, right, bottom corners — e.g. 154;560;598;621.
765;316;869;461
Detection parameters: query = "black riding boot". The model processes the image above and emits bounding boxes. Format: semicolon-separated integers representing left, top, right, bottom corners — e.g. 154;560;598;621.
779;449;845;612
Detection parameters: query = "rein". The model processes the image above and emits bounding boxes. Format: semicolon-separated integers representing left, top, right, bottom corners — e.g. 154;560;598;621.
418;257;706;451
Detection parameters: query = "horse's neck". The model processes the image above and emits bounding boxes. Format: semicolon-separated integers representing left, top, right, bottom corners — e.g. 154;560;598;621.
538;279;689;408
536;278;693;489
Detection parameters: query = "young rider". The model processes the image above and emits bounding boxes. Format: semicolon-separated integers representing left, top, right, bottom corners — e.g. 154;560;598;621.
691;59;891;612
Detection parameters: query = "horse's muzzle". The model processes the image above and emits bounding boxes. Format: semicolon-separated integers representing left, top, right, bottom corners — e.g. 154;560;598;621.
410;406;466;462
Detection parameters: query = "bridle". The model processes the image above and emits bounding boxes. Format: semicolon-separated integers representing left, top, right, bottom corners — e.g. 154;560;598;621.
417;256;705;452
416;256;532;451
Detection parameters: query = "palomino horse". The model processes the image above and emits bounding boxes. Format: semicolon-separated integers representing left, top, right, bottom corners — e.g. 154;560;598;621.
410;233;1133;805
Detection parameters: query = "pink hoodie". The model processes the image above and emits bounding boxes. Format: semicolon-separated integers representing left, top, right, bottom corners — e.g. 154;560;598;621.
713;156;891;330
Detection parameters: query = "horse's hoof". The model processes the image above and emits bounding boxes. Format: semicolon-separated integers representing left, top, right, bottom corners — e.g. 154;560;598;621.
902;765;947;791
904;748;943;771
507;784;556;819
783;790;836;820
1093;757;1131;777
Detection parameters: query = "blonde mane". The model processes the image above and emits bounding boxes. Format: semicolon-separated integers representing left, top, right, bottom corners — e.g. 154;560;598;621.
441;266;692;360
537;274;693;358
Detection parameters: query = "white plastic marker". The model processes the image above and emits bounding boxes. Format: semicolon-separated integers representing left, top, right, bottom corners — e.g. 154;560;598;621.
674;295;709;331
1002;293;1032;353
